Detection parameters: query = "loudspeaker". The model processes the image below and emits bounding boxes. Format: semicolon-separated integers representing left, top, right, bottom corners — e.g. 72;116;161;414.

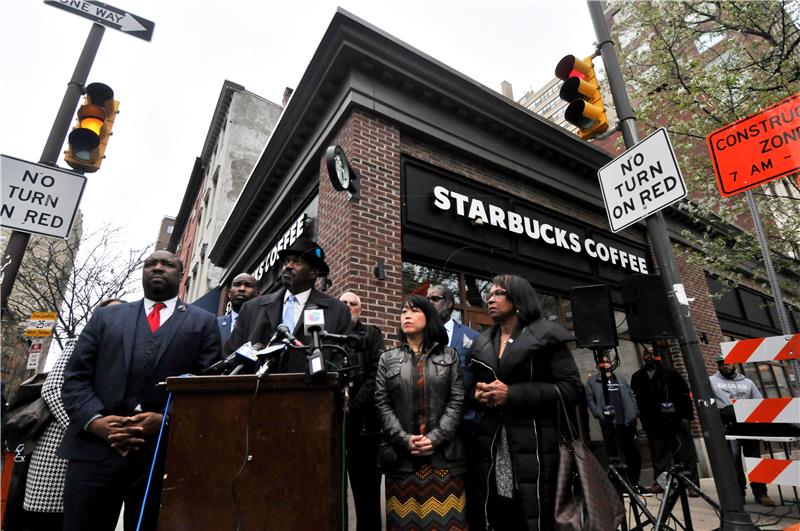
571;284;618;349
621;274;678;341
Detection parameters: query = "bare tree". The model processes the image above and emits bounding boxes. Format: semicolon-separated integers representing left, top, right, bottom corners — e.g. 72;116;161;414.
6;224;149;349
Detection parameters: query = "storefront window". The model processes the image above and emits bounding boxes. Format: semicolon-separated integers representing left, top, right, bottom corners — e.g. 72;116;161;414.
402;263;460;302
465;274;491;308
540;293;560;322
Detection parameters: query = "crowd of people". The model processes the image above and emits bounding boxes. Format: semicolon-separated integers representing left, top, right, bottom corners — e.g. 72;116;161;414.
1;236;778;531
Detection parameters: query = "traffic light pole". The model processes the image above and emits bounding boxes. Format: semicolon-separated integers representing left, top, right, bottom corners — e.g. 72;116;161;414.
586;3;757;529
0;23;104;316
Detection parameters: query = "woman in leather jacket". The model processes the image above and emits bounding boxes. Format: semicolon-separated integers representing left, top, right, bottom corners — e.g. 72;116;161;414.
470;275;582;531
375;295;467;530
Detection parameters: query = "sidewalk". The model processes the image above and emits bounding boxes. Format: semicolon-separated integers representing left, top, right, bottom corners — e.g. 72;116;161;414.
628;478;800;531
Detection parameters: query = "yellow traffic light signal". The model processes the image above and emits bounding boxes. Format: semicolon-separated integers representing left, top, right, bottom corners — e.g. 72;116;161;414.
65;83;118;173
555;55;608;140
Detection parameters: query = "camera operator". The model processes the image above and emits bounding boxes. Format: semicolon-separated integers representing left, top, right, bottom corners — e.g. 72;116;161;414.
339;291;385;531
631;346;698;495
586;353;643;491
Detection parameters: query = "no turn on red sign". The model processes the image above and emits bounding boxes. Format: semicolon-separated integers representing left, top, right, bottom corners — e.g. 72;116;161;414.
598;128;687;233
706;93;800;197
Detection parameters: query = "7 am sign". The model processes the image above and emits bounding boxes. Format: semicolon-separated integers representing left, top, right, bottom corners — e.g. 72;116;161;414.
706;93;800;197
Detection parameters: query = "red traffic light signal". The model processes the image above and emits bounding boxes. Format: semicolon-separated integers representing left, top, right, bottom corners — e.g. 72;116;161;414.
65;83;118;173
555;55;608;140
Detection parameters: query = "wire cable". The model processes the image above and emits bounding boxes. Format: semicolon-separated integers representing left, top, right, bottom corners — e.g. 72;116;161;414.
231;377;262;531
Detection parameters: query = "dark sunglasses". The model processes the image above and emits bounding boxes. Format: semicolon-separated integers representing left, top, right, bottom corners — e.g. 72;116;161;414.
427;295;446;302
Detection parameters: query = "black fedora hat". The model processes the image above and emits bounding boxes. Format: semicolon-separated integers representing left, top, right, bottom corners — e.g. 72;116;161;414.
277;237;330;276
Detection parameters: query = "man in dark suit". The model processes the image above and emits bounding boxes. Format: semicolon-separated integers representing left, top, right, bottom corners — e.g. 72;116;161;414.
426;284;479;390
217;273;258;346
60;250;220;531
226;237;351;373
339;291;384;531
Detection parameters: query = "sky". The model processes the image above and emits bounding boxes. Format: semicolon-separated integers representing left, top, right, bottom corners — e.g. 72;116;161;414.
1;0;597;250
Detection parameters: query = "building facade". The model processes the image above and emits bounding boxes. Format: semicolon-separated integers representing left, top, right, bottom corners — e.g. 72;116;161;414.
169;80;282;306
154;215;175;251
204;10;798;476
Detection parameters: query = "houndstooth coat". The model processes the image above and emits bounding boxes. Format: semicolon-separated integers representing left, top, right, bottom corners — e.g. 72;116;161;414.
23;342;73;513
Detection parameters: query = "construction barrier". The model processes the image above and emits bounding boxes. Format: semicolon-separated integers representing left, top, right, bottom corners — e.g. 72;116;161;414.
745;458;800;487
733;398;800;423
721;333;799;364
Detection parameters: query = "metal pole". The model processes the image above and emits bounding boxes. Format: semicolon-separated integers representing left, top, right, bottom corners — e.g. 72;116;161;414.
586;3;757;529
0;23;104;316
744;190;799;388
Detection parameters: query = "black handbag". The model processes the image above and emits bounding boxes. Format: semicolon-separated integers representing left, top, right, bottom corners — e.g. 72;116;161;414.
3;376;53;453
554;386;625;531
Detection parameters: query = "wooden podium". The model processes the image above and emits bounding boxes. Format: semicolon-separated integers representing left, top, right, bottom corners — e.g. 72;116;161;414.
158;374;344;530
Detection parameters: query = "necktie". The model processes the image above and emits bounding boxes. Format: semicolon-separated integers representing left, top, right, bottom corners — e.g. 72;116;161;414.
148;302;166;333
282;295;296;331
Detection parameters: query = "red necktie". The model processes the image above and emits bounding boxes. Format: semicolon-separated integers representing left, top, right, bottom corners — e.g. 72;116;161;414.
148;302;166;333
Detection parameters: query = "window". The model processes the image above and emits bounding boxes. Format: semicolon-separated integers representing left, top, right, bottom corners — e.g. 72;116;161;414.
695;32;725;54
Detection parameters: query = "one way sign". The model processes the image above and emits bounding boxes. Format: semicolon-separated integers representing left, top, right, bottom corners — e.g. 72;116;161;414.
45;0;155;41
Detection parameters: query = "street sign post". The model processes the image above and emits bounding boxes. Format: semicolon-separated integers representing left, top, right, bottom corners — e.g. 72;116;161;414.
1;155;87;239
597;127;687;233
706;93;800;197
24;311;57;338
44;0;155;41
27;340;44;370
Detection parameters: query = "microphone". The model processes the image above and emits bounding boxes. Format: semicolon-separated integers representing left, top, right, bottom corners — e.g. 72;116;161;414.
202;351;238;375
228;342;264;374
276;323;303;347
303;309;326;378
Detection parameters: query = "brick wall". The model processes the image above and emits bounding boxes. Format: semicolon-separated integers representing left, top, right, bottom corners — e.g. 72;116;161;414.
674;248;726;377
317;110;404;347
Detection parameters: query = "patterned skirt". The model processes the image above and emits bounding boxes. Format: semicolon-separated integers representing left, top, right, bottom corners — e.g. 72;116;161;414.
385;464;468;531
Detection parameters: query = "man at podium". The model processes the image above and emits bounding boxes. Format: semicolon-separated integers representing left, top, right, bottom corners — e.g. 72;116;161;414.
226;237;351;373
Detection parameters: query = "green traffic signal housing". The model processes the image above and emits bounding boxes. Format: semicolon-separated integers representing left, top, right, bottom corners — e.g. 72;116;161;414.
65;82;118;173
555;55;608;140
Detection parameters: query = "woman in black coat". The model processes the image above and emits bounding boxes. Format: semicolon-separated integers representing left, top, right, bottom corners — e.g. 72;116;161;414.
469;275;582;531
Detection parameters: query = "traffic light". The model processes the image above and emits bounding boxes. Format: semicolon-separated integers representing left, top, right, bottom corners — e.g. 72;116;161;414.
555;55;608;140
64;83;118;173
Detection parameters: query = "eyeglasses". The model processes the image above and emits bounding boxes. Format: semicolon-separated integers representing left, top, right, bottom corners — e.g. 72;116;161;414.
482;289;508;302
427;295;445;302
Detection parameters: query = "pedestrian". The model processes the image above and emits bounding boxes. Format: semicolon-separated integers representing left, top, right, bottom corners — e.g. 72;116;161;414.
630;346;699;494
339;291;385;531
470;274;583;530
710;355;776;507
585;352;643;491
60;250;221;531
375;295;467;531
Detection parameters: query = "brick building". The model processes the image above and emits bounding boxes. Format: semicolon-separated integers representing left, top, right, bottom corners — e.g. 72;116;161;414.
207;10;799;475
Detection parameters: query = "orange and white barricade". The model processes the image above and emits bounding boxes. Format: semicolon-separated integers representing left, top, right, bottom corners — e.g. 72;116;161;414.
720;333;799;364
744;458;800;487
721;334;800;492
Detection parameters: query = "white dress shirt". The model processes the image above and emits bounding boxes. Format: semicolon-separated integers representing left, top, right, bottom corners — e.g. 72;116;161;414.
143;296;178;325
444;318;454;346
